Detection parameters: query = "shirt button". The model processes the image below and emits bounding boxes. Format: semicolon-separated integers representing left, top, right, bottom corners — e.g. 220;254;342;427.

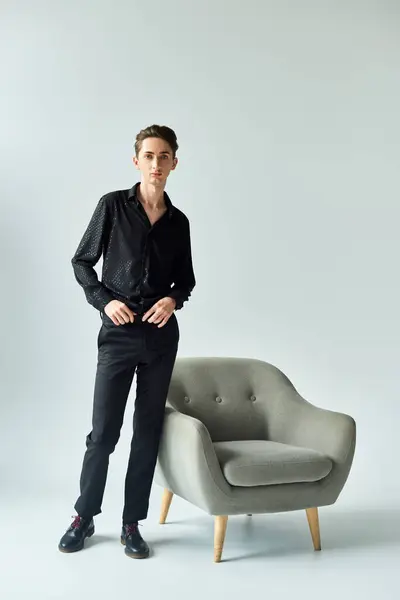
184;396;190;403
250;395;256;402
216;396;222;403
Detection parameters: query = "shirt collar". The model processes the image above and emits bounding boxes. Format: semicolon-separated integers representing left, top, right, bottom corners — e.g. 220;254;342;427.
128;182;174;218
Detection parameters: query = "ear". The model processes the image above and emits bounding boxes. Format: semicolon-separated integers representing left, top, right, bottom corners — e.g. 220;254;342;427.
171;157;178;171
132;155;140;170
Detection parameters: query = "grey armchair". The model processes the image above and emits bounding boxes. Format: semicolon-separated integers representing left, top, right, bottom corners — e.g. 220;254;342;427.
154;357;356;562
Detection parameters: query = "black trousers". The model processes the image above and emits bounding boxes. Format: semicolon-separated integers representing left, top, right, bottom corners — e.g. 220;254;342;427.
74;311;179;524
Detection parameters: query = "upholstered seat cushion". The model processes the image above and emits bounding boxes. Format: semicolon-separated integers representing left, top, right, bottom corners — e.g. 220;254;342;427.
213;440;333;487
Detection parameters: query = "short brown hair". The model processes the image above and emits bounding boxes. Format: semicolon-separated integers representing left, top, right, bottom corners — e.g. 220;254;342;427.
135;124;179;158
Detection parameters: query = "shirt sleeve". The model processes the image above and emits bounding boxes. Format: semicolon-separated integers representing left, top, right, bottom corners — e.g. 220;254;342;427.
71;196;115;311
168;217;196;310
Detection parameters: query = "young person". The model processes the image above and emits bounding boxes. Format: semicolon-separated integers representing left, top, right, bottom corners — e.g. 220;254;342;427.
58;125;196;559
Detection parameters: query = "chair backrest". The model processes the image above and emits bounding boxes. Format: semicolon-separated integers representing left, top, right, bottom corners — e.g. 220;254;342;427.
167;357;297;442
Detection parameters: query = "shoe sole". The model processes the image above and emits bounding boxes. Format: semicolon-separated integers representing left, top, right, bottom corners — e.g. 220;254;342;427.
58;526;95;553
120;537;150;559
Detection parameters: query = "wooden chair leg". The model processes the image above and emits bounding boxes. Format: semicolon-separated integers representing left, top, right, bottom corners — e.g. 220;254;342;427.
306;507;321;551
214;516;228;563
159;489;174;524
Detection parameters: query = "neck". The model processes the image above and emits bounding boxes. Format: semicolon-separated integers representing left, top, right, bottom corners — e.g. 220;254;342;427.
138;181;166;210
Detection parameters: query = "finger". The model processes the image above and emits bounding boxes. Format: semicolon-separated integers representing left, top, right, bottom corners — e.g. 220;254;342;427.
149;308;160;323
111;314;122;325
121;306;137;324
149;310;163;324
142;306;157;322
115;312;126;325
121;308;135;324
158;311;169;324
117;311;129;324
157;315;169;328
121;305;136;323
153;313;165;324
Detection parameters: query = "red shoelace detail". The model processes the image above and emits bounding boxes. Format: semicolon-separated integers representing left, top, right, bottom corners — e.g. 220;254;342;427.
71;515;84;529
125;523;139;536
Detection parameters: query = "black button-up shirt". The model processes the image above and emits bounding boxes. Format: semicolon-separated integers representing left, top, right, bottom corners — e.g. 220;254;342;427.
71;182;196;314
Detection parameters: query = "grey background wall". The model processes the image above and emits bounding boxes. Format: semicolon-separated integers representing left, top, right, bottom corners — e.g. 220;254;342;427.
1;0;399;545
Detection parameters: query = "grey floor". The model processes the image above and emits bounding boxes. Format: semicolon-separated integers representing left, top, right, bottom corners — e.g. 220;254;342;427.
1;483;399;600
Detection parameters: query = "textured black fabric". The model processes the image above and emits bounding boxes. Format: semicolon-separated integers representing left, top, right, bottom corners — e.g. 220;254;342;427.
71;182;196;313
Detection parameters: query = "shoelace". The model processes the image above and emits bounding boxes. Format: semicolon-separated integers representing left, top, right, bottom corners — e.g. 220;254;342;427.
125;523;141;536
71;515;84;529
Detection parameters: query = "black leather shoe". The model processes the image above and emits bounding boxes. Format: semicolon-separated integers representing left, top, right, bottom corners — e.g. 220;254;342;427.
58;515;95;553
121;523;150;559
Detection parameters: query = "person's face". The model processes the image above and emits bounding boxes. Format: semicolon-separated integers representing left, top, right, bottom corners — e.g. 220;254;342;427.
133;137;177;186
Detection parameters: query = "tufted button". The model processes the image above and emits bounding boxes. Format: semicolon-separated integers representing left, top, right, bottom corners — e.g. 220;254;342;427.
250;395;257;402
184;396;190;403
215;396;222;403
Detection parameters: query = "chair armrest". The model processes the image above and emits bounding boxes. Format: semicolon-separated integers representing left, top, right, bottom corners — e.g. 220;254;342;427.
271;392;356;465
156;407;232;513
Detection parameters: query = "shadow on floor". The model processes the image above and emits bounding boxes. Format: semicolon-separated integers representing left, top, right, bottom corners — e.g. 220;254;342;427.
85;534;116;548
156;507;400;561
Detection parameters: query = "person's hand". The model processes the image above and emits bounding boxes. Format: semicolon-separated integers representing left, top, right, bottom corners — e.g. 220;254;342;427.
142;297;176;328
104;300;136;326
